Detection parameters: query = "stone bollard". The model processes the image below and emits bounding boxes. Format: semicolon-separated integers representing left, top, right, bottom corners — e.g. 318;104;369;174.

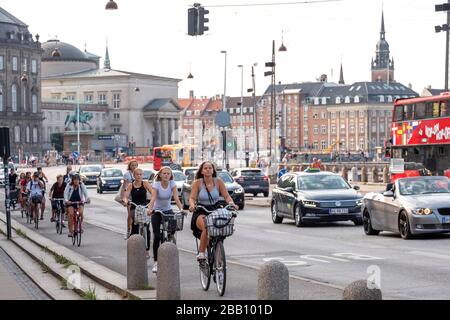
157;242;180;300
342;280;382;300
351;167;359;182
300;165;306;171
257;260;289;300
341;166;348;181
361;167;368;183
127;234;148;290
383;166;389;183
371;167;379;183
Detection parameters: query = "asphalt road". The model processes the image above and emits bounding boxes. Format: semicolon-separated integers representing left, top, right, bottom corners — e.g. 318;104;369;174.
3;165;450;300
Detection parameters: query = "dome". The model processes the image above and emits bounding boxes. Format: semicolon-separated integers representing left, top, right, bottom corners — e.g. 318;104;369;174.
376;39;389;52
42;39;93;62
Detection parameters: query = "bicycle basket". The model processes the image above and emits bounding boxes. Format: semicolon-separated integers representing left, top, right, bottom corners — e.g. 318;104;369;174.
134;206;149;225
175;213;184;231
205;208;235;238
162;214;178;233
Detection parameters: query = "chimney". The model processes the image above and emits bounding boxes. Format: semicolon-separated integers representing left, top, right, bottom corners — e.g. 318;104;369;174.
189;90;194;99
427;85;432;90
320;74;328;82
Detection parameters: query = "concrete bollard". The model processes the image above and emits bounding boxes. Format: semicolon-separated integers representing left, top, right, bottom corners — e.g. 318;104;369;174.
127;234;149;290
383;166;389;183
342;280;382;300
361;167;368;183
257;260;289;300
156;242;180;300
371;167;379;183
351;167;359;182
341;166;348;181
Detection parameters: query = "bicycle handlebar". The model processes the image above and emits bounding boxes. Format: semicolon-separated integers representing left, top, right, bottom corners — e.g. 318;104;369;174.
153;210;186;217
128;202;150;209
196;204;238;217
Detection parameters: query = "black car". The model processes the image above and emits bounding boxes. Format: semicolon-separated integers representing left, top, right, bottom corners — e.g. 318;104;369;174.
271;171;363;227
230;168;269;197
97;168;123;193
181;170;245;210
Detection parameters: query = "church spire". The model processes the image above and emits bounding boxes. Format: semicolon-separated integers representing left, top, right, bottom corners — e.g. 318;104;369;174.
339;62;345;84
380;10;385;40
104;41;111;69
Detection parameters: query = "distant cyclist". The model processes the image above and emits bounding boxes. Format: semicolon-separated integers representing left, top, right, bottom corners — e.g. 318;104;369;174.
64;174;90;238
49;174;67;224
26;172;45;222
188;161;238;261
123;160;139;239
63;165;73;184
37;167;48;220
147;166;184;273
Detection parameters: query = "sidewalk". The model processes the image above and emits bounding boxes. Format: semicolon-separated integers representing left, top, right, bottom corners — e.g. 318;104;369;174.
0;247;49;300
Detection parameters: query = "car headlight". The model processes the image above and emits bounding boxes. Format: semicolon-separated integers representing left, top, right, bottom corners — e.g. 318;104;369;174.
412;208;434;215
101;179;106;184
356;199;363;207
303;200;319;208
235;187;244;194
120;179;124;184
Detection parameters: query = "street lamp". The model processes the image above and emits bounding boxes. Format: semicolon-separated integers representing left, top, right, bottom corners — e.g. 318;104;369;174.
187;63;194;79
247;63;259;162
237;64;244;166
220;51;227;111
106;0;118;10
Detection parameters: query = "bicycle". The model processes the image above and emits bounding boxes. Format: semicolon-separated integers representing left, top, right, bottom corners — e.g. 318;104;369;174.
129;201;151;251
20;193;28;220
30;195;42;230
51;198;65;235
195;204;237;297
70;201;85;247
154;210;185;245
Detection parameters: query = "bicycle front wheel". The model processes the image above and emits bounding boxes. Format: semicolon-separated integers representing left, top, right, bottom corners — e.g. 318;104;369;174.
214;240;227;297
199;246;212;291
77;218;82;247
34;208;39;230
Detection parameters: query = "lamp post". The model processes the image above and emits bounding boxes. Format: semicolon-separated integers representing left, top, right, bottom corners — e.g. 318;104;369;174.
435;1;450;90
247;63;259;163
237;64;244;166
220;50;229;170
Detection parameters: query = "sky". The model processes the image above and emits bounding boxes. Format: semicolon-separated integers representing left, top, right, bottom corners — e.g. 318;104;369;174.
1;0;446;98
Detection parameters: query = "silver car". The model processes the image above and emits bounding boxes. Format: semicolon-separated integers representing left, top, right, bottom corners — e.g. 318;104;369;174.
363;176;450;239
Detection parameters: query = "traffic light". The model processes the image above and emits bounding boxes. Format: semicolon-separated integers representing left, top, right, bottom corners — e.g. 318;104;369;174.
188;7;199;36
198;6;209;35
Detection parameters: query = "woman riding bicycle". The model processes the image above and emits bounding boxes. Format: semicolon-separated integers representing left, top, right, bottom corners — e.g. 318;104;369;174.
64;174;90;238
188;162;238;261
147;166;184;273
123;160;139;239
122;168;153;259
26;172;45;222
49;175;67;224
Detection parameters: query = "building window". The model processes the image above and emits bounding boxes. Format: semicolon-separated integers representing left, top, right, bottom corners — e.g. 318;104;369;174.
98;93;107;104
378;110;385;117
354;96;360;103
314;97;319;105
0;56;3;70
321;97;327;104
359;110;365;118
340;124;346;134
313;125;319;134
23;58;28;72
321;125;327;134
380;123;385;133
350;126;355;134
350;140;355;150
186;111;192;116
32;94;37;113
331;112;336;119
321;141;327;150
313;141;318;149
113;93;121;109
56;112;60;121
31;59;37;74
387;96;393;103
195;110;200;116
85;94;93;103
12;56;18;71
360;125;365;133
345;96;350;103
114;113;120;120
349;111;355;118
14;126;20;143
12;84;17;112
336;97;341;104
340;111;346;118
33;128;38;143
26;126;30;143
113;127;121;133
359;139;365;150
372;124;377;133
331;125;336;134
379;95;385;103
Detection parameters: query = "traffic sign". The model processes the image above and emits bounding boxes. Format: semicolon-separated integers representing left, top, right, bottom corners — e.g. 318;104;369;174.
98;135;114;141
72;151;79;159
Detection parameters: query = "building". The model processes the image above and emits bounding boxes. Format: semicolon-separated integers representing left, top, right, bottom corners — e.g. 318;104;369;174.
421;86;445;97
40;39;182;153
0;6;43;160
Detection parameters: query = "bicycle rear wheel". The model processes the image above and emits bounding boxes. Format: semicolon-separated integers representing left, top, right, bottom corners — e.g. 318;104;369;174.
199;246;212;291
214;240;227;296
167;232;177;245
57;209;63;235
34;207;39;230
76;218;82;247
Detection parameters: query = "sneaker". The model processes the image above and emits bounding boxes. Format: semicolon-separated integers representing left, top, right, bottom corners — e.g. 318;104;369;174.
62;223;66;228
196;252;206;261
50;217;55;222
68;233;73;238
152;262;158;273
40;216;44;220
123;230;130;240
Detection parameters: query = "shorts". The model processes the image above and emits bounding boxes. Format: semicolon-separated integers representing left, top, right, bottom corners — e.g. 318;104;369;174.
191;204;218;239
51;200;65;212
31;195;43;204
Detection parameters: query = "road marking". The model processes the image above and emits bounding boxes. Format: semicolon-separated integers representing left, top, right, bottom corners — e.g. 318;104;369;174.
409;251;450;261
230;254;266;259
300;255;350;263
333;253;384;260
263;257;309;267
262;229;287;235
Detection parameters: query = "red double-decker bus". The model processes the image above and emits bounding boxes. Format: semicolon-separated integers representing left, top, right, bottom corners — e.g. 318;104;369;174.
389;92;450;175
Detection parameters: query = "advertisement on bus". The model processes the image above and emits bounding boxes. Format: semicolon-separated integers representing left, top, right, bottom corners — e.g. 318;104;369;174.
392;118;450;147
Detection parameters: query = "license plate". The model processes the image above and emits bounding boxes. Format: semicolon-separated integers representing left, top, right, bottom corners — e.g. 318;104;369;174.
250;185;259;188
442;217;450;224
330;208;349;214
109;185;118;188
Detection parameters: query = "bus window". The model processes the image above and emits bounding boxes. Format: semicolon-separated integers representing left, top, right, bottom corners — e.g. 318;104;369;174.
425;102;434;118
433;102;440;117
394;105;403;121
441;101;450;117
414;102;426;119
404;104;413;120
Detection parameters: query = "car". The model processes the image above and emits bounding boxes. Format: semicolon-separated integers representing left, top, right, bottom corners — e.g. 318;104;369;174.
143;169;156;182
182;167;198;177
271;171;363;227
230;168;269;197
363;176;450;239
78;164;103;185
181;170;245;210
0;164;5;186
97;168;123;193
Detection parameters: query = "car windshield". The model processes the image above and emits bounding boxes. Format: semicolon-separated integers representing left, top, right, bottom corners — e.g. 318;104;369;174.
102;169;122;178
173;171;186;181
398;177;450;195
143;171;153;180
241;170;263;176
219;172;233;183
80;166;102;173
297;175;350;190
184;168;197;176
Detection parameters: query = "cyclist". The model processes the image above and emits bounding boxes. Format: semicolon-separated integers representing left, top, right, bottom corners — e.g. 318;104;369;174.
49;174;67;225
147;166;184;273
26;172;45;222
20;172;31;210
8;168;18;207
188;161;238;261
122;168;153;259
17;172;26;208
64;174;90;238
37;167;48;220
123;160;139;239
63;165;73;184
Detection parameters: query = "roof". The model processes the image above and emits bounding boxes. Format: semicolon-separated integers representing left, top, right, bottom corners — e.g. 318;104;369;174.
0;7;27;27
178;99;194;109
42;40;95;62
143;98;181;112
204;99;222;112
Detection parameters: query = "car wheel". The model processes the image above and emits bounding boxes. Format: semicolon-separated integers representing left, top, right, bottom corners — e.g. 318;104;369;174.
253;193;258;197
238;203;244;210
271;201;283;224
263;192;269;197
294;204;305;228
399;211;413;240
363;209;380;235
353;218;363;226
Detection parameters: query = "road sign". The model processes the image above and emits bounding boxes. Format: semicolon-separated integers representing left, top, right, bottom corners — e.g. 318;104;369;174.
72;151;79;159
215;112;231;127
98;135;114;141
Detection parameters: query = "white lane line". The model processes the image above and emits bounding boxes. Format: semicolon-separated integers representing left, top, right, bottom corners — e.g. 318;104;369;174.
230;254;266;259
262;229;288;235
409;250;450;261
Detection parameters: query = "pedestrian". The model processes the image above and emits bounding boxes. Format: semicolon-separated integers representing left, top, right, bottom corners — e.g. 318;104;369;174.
310;157;320;169
122;160;139;239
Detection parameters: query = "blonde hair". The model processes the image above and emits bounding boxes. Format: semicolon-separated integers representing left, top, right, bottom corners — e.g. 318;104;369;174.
133;168;144;175
156;167;174;181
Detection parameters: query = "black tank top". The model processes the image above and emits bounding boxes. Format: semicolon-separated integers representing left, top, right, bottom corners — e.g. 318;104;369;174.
130;182;147;209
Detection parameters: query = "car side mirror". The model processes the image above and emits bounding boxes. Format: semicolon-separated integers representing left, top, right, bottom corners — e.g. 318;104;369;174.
383;190;394;197
353;186;360;191
285;187;294;193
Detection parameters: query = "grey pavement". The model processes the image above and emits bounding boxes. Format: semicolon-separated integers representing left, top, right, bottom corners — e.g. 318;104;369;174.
0;247;50;300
